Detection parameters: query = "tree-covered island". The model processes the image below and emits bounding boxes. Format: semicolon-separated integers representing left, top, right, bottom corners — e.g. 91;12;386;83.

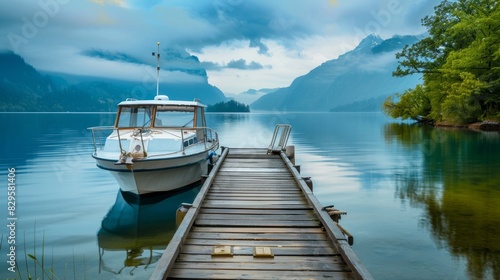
383;0;499;127
206;100;250;112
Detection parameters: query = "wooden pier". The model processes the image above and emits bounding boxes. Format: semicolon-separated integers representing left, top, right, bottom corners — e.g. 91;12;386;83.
150;147;373;280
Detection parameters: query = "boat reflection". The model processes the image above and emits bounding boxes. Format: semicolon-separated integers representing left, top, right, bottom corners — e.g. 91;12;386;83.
97;185;200;275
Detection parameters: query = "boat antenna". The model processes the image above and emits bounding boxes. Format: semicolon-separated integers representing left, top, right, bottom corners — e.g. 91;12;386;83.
152;41;160;96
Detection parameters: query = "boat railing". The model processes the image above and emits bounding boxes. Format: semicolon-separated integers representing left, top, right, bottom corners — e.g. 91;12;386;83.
201;127;219;149
88;126;115;154
88;126;219;156
183;126;219;153
88;126;148;156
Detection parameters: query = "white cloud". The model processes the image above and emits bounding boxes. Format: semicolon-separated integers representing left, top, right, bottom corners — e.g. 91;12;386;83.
0;0;440;93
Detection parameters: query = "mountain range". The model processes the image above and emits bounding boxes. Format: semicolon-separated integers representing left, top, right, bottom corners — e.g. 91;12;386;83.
0;50;227;112
251;34;423;112
1;34;423;112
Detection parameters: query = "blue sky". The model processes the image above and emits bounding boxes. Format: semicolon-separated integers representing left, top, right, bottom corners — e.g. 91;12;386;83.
0;0;439;93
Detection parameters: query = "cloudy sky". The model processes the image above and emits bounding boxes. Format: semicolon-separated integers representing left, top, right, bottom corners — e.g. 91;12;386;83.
0;0;439;94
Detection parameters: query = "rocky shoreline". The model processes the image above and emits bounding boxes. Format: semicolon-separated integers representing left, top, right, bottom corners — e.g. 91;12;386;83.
468;121;500;132
434;121;500;132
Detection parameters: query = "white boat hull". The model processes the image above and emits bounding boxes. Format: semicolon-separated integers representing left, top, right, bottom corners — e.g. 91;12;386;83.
88;95;220;195
93;150;214;195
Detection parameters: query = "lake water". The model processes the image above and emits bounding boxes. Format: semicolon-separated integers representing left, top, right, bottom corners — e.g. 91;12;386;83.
1;112;499;280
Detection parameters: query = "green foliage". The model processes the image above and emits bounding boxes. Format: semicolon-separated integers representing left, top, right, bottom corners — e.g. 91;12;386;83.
383;85;432;122
206;100;250;112
387;0;500;124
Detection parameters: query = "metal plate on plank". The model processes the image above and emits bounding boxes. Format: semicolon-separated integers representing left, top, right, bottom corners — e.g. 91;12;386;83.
254;247;274;258
211;245;233;257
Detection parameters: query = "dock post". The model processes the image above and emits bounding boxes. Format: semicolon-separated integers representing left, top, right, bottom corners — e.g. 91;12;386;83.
302;176;313;191
285;145;295;164
175;203;192;229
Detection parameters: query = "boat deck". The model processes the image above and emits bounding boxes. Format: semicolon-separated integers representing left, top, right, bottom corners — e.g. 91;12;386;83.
150;147;373;279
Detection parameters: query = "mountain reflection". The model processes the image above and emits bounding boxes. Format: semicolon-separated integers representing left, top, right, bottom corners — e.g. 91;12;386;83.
97;186;200;275
385;123;500;280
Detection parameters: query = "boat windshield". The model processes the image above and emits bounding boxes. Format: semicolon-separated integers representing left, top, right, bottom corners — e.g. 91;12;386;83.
116;106;153;128
154;106;195;128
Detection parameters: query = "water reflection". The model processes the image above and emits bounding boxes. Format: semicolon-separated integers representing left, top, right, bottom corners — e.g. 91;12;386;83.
385;123;500;279
97;186;200;276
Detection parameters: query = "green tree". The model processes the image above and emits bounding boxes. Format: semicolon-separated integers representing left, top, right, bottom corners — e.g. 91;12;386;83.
206;100;250;112
384;0;500;124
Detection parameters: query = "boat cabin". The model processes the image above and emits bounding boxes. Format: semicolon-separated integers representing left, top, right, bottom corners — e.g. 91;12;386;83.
114;96;207;130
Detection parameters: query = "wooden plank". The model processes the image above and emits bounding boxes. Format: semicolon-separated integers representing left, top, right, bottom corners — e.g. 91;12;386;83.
204;195;305;201
199;208;314;215
173;257;350;271
168;269;353;280
218;168;290;172
207;189;301;193
190;227;325;234
201;202;308;207
194;219;320;227
202;200;308;206
187;232;329;241
184;238;332;248
213;178;294;182
175;254;343;263
197;213;315;221
210;184;299;188
206;192;302;197
201;204;313;210
175;254;347;267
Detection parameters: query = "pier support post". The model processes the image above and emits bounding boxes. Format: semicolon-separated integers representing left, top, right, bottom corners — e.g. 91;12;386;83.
176;203;192;229
285;145;295;165
302;176;313;191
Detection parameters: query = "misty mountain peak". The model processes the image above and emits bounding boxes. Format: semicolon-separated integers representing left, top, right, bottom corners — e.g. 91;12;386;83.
251;34;422;112
354;34;383;52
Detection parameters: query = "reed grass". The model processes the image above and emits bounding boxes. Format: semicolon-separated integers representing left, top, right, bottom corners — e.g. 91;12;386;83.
4;224;86;280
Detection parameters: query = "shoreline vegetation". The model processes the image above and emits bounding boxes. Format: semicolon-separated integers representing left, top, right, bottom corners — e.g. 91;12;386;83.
206;100;250;113
383;0;500;129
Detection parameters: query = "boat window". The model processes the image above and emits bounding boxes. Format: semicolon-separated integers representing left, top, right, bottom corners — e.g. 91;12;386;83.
116;106;152;128
155;109;194;128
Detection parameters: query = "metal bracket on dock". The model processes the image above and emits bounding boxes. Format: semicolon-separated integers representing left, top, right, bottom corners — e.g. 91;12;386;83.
253;247;274;258
267;124;292;154
211;246;233;257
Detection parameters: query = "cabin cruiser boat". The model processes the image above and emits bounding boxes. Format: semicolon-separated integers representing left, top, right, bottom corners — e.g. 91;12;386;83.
89;95;219;195
89;43;219;195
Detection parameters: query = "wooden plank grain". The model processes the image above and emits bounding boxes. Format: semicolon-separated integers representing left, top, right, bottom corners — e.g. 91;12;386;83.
172;259;350;272
183;238;333;248
194;219;320;227
168;269;354;280
206;195;303;199
190;226;324;234
199;208;313;215
196;213;315;221
187;232;329;241
175;254;345;265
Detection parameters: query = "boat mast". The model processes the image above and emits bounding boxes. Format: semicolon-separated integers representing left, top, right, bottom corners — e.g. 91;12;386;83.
153;41;160;96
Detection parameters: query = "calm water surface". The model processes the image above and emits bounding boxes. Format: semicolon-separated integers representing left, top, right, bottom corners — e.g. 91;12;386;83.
0;112;499;280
